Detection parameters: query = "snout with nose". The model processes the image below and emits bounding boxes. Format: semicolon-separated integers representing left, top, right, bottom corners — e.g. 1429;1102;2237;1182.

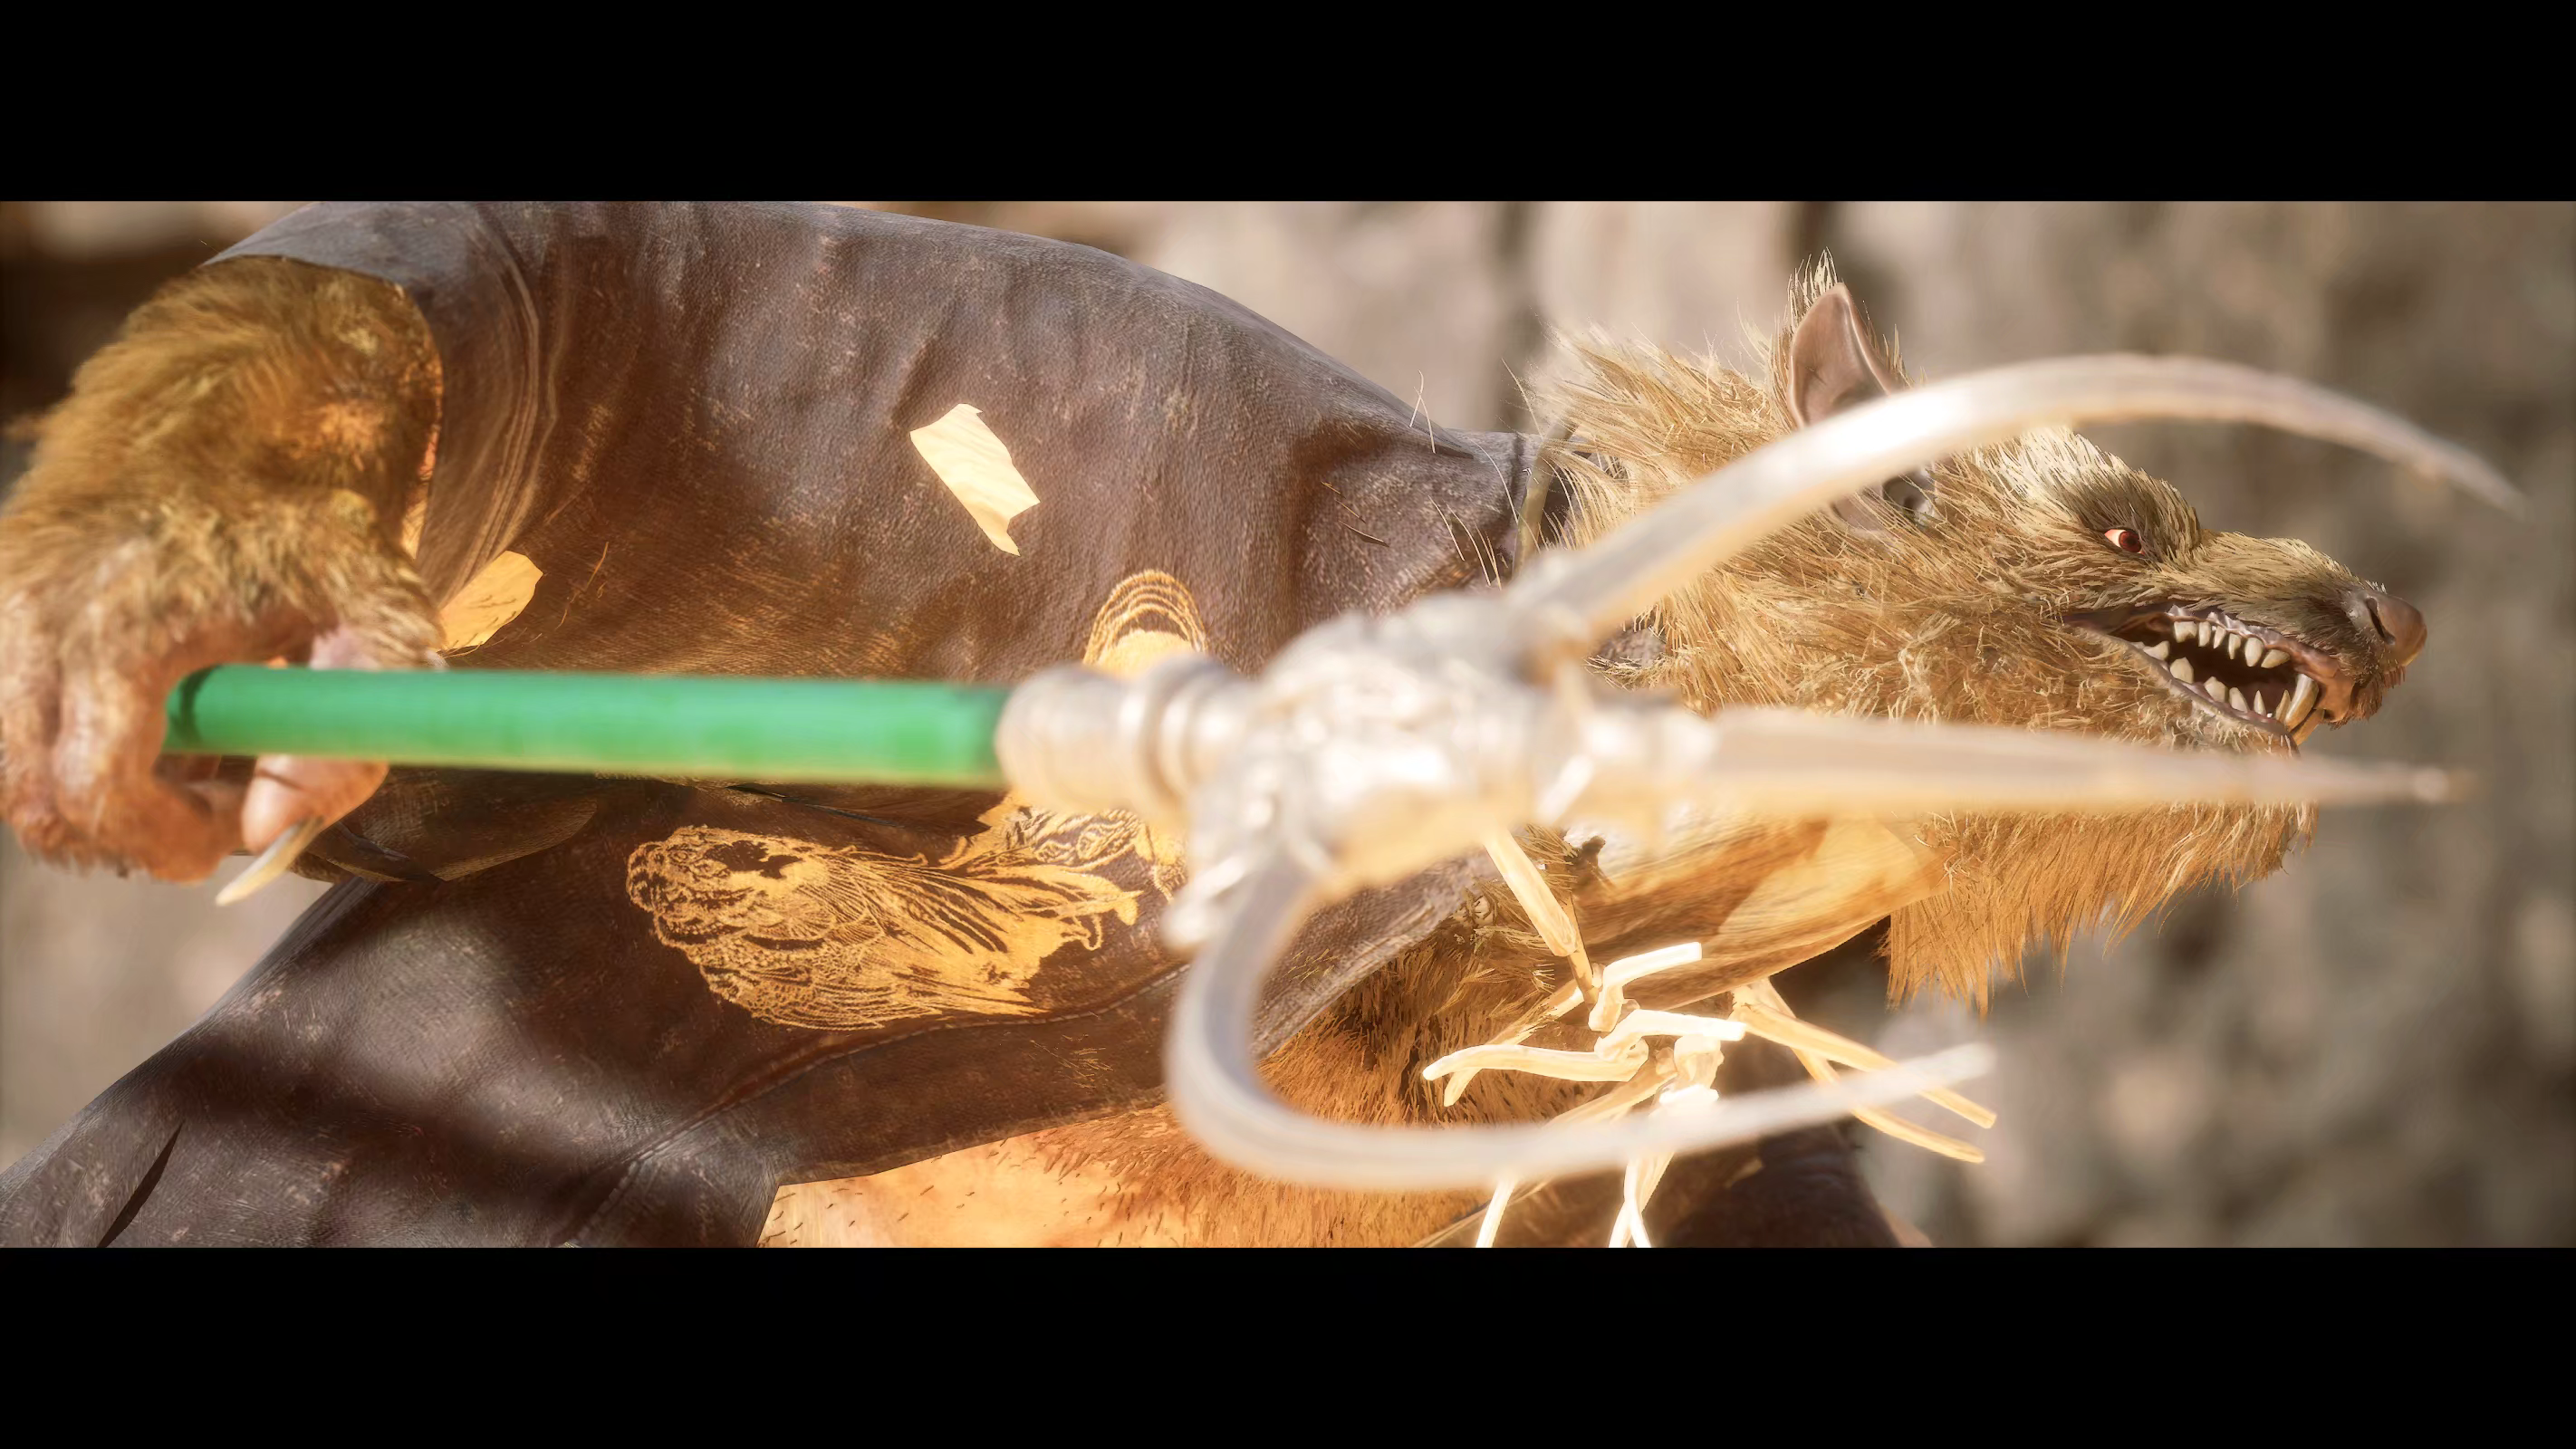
2350;583;2427;668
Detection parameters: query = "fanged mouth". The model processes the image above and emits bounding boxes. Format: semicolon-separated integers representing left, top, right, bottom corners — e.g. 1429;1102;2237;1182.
2075;607;2352;742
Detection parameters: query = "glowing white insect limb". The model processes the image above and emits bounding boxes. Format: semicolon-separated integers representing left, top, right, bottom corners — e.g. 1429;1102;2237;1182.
1432;828;1606;1105
1610;1186;1652;1248
1474;1063;1679;1246
1443;955;1748;1246
1729;977;1991;1163
1595;1009;1747;1056
1475;1179;1517;1248
1148;859;1998;1193
1434;982;1587;1102
1467;1021;1759;1246
1727;991;1995;1128
1418;1001;1731;1107
1432;947;1716;1107
1668;1032;1727;1091
1610;1033;1727;1248
1847;1105;1985;1164
1589;942;1706;1032
1556;1059;1678;1122
1479;829;1596;989
1421;1040;1649;1107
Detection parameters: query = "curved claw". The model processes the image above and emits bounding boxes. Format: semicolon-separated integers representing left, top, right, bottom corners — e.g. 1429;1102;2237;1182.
213;817;326;907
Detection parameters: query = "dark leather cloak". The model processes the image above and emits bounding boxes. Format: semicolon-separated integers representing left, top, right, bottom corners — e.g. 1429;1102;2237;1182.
0;203;1889;1247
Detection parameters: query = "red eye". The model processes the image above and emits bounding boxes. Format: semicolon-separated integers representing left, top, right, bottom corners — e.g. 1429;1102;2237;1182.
2105;527;2147;555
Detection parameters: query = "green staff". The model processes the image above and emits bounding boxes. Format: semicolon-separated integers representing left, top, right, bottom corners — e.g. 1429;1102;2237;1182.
165;665;1013;789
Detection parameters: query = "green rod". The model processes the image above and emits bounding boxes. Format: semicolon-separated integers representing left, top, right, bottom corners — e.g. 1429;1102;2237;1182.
164;666;1011;789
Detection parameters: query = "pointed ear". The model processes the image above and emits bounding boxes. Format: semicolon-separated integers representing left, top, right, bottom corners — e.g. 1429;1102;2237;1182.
1788;285;1902;427
1787;285;1936;532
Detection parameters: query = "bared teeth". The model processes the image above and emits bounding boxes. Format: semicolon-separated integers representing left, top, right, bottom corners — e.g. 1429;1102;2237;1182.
2281;674;2319;728
2139;614;2315;726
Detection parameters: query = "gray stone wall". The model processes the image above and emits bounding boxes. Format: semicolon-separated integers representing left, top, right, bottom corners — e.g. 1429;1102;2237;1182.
4;202;2566;1243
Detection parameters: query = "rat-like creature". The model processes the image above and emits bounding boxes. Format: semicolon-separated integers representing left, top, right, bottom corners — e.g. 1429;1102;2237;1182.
0;206;2430;1246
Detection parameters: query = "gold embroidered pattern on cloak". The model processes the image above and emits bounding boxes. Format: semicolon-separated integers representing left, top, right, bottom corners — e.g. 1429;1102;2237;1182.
629;569;1206;1029
626;825;1140;1027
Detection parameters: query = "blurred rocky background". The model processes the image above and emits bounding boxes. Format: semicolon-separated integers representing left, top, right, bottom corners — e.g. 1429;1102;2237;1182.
4;201;2568;1243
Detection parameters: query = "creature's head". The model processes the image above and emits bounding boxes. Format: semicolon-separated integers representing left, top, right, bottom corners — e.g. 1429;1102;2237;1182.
1546;261;2430;1003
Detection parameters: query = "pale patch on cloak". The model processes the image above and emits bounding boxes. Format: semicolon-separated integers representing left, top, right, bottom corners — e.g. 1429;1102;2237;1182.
909;403;1043;555
435;549;543;655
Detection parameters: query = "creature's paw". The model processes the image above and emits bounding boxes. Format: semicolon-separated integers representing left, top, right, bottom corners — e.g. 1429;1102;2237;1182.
0;492;439;883
0;258;443;884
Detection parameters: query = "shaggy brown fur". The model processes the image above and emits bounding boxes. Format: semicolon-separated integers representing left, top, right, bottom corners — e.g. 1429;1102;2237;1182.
0;258;444;880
